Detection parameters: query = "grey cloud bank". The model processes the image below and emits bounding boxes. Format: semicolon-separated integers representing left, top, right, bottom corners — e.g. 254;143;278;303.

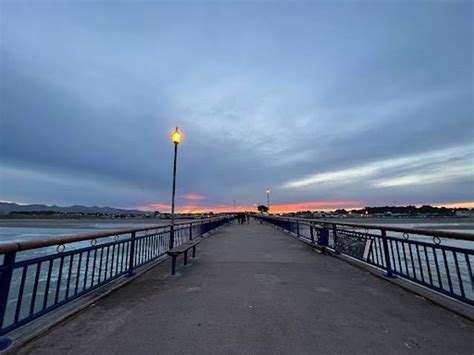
1;1;473;211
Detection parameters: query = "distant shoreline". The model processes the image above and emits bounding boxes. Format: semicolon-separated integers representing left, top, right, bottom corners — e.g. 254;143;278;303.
0;216;473;230
0;218;180;229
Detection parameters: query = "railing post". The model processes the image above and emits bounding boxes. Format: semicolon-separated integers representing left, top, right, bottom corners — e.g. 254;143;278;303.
170;225;175;249
0;251;16;349
127;232;136;277
319;228;329;246
296;220;300;237
310;225;315;244
332;224;340;254
189;223;193;241
381;229;396;278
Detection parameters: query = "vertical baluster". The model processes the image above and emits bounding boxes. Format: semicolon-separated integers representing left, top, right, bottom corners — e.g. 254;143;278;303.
30;262;42;315
42;260;54;310
416;245;425;283
134;238;140;266
74;252;83;295
402;242;409;277
377;236;385;266
170;225;175;249
465;254;473;287
372;237;380;265
104;247;110;281
14;266;28;322
139;238;143;265
142;237;147;263
149;236;154;260
83;250;90;291
65;255;74;299
120;242;127;273
433;247;442;289
115;243;121;275
110;244;116;278
128;232;136;277
98;248;104;283
423;246;433;287
146;235;151;261
453;252;465;298
442;249;454;294
408;244;417;279
381;230;395;278
395;241;403;275
54;257;64;304
91;248;98;287
389;240;398;273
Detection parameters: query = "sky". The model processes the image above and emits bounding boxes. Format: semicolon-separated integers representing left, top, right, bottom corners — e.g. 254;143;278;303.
0;0;473;213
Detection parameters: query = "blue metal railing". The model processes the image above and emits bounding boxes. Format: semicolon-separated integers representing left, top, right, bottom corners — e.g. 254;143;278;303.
0;217;231;337
256;215;474;306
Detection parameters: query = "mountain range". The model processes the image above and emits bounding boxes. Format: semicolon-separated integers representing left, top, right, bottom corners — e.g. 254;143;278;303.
0;202;147;215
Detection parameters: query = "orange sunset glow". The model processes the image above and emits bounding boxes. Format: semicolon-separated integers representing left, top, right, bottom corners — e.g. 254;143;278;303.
182;194;206;201
433;202;474;209
139;200;363;214
138;201;474;214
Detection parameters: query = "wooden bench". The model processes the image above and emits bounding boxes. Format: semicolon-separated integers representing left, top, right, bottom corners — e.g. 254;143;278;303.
166;239;201;275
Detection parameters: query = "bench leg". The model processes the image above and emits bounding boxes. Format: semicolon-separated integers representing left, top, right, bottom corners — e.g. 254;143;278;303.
171;256;177;275
192;246;196;258
184;251;188;265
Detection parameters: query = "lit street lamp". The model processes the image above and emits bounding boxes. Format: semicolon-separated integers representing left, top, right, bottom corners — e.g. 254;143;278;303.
265;188;271;211
170;127;183;248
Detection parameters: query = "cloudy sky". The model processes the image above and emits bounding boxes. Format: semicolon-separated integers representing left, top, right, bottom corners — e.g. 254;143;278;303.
1;0;473;212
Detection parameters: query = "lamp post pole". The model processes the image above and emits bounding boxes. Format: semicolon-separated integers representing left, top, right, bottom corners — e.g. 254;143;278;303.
170;127;183;249
266;188;271;211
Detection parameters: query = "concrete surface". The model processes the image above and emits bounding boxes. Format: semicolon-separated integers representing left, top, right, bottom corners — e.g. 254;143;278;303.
16;221;474;354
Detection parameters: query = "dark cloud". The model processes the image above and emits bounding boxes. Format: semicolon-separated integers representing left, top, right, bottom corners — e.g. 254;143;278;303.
1;1;472;210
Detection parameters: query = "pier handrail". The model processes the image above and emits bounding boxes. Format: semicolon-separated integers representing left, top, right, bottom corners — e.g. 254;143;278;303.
0;217;226;254
256;214;473;306
266;216;474;241
0;216;233;338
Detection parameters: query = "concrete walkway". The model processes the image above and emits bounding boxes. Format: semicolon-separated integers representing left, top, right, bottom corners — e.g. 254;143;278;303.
19;222;474;354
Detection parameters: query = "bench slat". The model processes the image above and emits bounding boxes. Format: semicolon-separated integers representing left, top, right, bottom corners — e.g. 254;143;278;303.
167;239;200;256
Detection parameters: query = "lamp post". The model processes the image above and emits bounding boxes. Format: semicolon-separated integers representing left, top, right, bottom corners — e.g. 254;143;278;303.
170;127;183;248
265;188;271;211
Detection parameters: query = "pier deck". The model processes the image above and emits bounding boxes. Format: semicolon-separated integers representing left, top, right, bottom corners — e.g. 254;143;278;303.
18;221;474;354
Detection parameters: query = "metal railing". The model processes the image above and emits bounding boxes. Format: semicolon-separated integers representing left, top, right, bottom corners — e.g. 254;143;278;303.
256;215;474;306
0;217;231;336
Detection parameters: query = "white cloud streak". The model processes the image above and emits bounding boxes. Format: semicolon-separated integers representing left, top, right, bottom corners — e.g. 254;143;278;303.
283;144;474;189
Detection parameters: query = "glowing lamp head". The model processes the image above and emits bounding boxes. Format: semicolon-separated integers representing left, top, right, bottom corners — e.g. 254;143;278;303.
171;127;183;144
265;188;271;194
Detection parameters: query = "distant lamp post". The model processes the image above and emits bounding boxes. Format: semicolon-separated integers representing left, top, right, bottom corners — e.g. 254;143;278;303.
265;188;271;211
170;127;183;248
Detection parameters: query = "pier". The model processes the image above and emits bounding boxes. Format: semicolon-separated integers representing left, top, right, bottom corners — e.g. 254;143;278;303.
5;219;474;354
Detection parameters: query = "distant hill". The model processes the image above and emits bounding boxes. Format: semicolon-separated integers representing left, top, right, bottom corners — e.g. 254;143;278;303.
0;202;147;216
